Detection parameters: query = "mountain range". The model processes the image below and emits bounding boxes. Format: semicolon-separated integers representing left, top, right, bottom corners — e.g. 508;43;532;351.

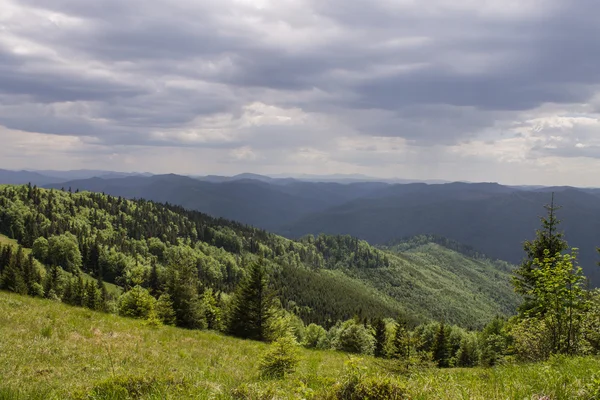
2;169;599;285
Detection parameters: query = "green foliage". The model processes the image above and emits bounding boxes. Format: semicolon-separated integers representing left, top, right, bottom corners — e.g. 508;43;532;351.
163;246;205;329
258;334;300;379
333;375;409;400
200;288;222;331
581;290;600;354
332;320;375;355
229;261;274;341
47;233;82;273
527;250;588;355
478;316;509;366
456;333;479;367
392;319;412;361
266;307;306;342
432;323;450;368
31;237;48;263
509;317;552;362
87;375;185;400
331;358;409;400
117;285;156;319
513;195;569;313
3;290;600;399
372;318;387;358
303;323;327;349
155;293;176;326
0;185;521;332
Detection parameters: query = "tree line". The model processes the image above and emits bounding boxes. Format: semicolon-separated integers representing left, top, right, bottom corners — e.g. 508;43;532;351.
1;184;599;368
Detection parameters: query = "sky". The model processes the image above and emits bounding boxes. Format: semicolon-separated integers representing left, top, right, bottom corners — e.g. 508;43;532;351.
1;0;600;186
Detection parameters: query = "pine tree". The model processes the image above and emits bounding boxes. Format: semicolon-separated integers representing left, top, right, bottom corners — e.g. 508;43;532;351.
97;277;109;312
43;265;62;299
0;249;27;295
393;318;411;362
228;261;274;341
85;281;97;310
432;322;449;368
373;318;387;358
148;258;161;296
513;193;569;314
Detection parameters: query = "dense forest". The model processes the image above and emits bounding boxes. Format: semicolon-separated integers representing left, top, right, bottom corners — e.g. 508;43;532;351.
1;183;599;374
0;184;517;327
37;173;600;286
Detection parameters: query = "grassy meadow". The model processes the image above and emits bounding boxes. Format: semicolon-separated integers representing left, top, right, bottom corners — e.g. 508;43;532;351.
1;291;599;400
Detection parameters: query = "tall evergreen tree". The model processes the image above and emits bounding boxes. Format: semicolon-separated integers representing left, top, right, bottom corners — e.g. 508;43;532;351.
0;248;27;295
85;281;97;310
228;261;274;341
393;318;411;362
432;322;449;368
372;317;387;358
513;194;569;313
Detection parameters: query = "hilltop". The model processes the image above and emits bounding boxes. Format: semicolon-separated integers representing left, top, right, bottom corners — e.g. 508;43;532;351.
0;184;517;327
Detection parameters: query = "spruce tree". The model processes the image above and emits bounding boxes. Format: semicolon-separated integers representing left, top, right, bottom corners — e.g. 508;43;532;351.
43;265;62;300
97;277;109;312
393;318;411;362
373;318;387;358
432;322;449;368
228;261;274;341
513;193;568;314
0;249;27;295
85;281;97;310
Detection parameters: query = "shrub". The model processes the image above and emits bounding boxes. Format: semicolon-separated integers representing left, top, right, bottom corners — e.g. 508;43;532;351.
258;334;300;379
117;285;156;319
304;323;327;349
86;375;185;400
334;320;375;355
509;317;552;362
335;376;409;400
330;359;409;400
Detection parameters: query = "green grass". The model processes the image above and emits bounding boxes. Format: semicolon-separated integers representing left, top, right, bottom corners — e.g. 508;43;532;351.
1;291;599;399
81;272;122;297
0;234;17;246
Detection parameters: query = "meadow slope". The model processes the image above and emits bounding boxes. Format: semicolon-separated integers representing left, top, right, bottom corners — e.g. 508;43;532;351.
1;291;599;400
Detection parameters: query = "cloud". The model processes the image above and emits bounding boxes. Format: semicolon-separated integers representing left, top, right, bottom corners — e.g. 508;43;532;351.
1;0;600;185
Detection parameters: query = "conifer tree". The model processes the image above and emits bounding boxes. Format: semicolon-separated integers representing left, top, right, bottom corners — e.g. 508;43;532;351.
85;281;97;310
0;249;27;295
97;277;109;312
372;317;387;358
432;322;449;368
43;265;62;300
393;318;411;362
228;261;274;341
513;193;568;313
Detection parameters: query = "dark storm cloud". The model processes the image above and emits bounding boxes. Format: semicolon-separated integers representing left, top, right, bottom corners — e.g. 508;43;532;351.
1;0;600;150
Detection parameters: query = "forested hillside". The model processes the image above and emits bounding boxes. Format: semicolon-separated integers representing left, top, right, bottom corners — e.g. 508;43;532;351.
0;184;516;327
43;175;600;286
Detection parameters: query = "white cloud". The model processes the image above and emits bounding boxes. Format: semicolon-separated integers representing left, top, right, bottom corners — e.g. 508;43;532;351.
1;0;600;185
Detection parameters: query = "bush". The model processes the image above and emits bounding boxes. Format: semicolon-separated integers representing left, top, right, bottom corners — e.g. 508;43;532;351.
86;375;185;400
334;320;375;355
304;323;327;348
258;334;300;379
117;285;156;319
335;376;409;400
509;317;552;362
330;359;408;400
